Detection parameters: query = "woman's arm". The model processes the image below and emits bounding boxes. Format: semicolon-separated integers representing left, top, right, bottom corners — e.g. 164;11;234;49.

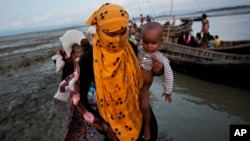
78;48;118;140
79;48;98;116
152;57;164;76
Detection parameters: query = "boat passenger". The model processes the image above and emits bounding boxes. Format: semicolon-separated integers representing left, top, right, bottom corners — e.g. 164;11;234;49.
201;13;209;48
195;32;202;47
140;14;144;27
177;32;186;45
208;33;215;48
146;15;151;23
214;35;221;47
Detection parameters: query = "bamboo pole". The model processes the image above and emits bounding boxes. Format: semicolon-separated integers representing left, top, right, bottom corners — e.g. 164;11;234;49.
166;0;173;43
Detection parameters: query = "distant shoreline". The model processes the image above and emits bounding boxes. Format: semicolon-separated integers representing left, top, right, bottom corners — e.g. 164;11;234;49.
203;5;250;12
1;5;250;37
157;5;250;20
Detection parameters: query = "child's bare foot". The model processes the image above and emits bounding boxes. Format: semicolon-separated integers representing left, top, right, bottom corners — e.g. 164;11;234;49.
143;127;151;140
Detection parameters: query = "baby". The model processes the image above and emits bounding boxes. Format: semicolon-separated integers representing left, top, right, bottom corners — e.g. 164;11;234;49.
138;22;174;140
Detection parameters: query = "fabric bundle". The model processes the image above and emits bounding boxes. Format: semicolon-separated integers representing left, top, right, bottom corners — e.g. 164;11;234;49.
51;54;65;72
59;30;86;57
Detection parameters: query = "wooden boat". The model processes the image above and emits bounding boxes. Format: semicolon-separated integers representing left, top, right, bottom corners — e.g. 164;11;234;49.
163;20;193;38
180;16;203;21
220;39;250;46
207;40;250;55
159;41;250;89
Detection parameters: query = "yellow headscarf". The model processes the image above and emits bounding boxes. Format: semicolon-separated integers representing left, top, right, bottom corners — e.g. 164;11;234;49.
86;3;143;141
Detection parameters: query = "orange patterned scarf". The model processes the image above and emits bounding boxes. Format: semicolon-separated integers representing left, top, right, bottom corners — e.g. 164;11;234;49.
86;3;143;141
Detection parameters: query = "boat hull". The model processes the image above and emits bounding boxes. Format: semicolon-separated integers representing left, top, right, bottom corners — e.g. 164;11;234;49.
163;20;193;38
169;58;250;88
207;40;250;55
159;42;250;89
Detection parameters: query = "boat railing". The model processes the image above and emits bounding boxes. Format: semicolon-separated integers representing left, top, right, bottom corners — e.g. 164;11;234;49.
209;43;250;50
160;41;250;62
221;39;250;47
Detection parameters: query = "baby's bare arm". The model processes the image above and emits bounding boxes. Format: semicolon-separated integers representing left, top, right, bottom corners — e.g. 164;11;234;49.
162;93;172;103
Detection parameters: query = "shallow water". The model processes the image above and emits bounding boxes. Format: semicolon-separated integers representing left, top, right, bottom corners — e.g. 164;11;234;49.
151;72;250;141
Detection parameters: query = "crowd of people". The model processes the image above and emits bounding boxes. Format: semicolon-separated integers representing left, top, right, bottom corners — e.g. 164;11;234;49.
52;2;174;141
177;13;221;48
130;13;222;49
177;31;221;48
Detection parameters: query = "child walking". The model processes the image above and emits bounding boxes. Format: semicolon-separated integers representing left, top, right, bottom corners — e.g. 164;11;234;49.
54;43;108;141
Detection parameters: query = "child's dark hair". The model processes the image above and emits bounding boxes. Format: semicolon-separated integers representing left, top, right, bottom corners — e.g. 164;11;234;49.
141;22;163;38
196;32;201;39
202;13;207;18
71;44;82;54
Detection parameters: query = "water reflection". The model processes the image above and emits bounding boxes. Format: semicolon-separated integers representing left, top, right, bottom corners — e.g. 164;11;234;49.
150;71;250;141
174;72;250;122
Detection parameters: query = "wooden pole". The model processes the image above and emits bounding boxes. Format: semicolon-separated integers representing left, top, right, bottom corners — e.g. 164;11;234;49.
166;0;173;43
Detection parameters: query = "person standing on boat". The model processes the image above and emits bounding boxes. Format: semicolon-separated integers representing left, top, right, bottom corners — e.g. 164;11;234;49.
201;13;209;48
140;14;144;27
146;15;151;23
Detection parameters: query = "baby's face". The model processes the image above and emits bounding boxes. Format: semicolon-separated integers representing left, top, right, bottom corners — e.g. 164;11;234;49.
142;29;163;53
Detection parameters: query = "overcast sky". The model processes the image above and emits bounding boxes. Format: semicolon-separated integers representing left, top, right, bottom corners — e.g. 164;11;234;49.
1;0;250;35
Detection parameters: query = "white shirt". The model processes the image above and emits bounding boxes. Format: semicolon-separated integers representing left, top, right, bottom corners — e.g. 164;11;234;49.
137;46;174;94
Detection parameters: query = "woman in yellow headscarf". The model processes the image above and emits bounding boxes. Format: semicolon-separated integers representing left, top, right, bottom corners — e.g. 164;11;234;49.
79;3;161;141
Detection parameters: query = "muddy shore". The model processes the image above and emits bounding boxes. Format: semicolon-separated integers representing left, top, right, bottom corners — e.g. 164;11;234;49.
0;27;105;141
